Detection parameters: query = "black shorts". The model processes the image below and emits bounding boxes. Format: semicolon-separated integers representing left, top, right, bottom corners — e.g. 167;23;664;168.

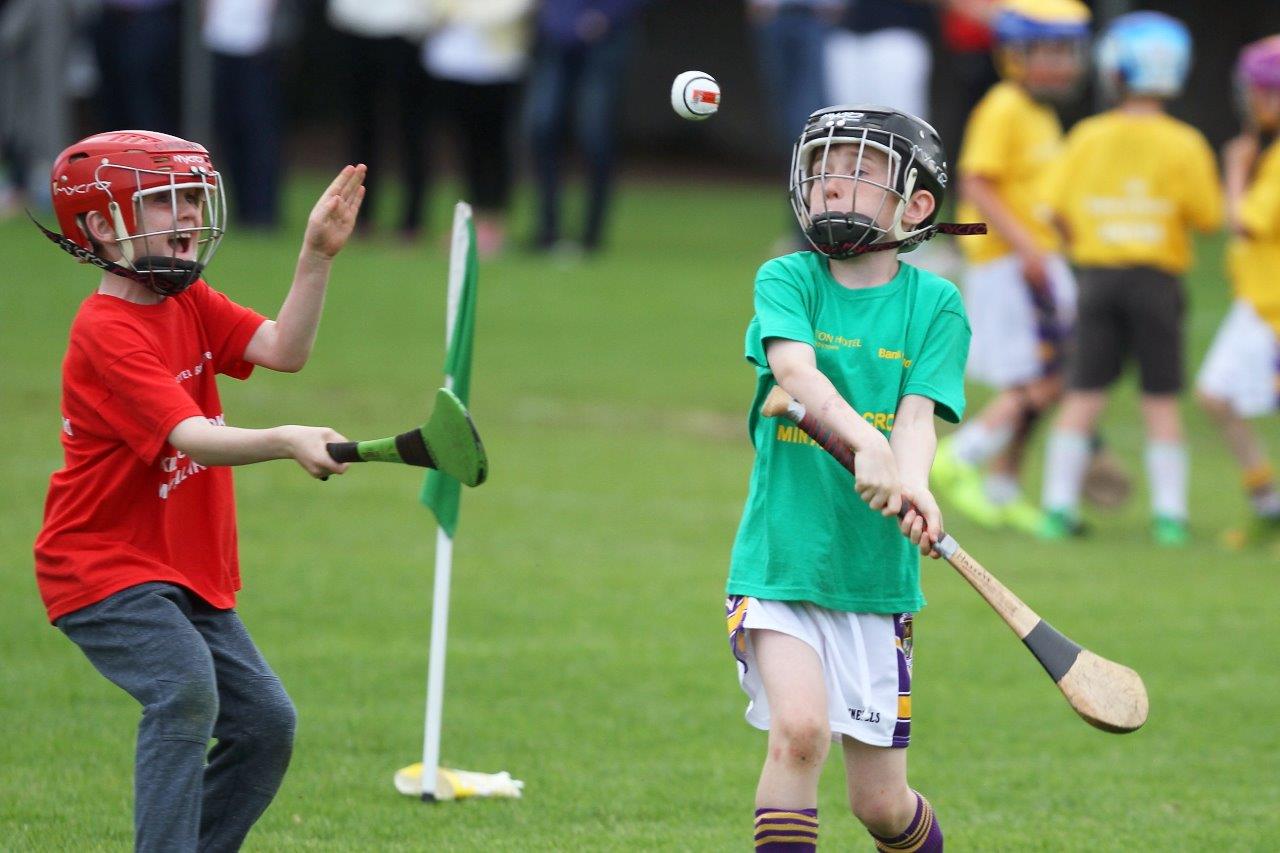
1068;265;1185;395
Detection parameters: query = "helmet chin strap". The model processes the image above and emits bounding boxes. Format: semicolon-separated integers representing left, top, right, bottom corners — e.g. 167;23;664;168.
884;168;920;244
851;167;988;255
29;213;202;296
108;201;135;265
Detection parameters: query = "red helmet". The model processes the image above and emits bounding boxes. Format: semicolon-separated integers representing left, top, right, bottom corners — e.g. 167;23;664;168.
45;130;226;295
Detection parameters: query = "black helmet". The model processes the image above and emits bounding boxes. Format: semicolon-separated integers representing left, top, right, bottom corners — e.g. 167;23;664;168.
790;105;950;258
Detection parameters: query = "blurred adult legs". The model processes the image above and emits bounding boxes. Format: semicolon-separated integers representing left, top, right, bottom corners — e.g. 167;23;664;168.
438;79;519;256
344;33;427;235
213;51;282;229
751;6;829;162
527;27;631;252
95;2;181;134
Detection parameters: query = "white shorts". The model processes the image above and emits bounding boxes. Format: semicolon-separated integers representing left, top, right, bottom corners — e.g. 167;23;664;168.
726;596;913;748
1196;299;1280;418
963;253;1076;389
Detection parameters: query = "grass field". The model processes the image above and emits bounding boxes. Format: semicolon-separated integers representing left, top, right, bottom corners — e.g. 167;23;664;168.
2;176;1278;851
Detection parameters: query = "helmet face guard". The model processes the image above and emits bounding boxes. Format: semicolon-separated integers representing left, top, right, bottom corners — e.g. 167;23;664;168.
42;131;226;296
790;107;945;258
108;166;226;295
792;132;914;257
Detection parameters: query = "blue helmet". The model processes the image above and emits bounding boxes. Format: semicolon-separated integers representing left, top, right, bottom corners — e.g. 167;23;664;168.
993;0;1091;47
1096;11;1193;99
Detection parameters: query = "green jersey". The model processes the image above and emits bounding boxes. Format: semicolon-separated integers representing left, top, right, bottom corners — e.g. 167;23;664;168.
727;252;971;613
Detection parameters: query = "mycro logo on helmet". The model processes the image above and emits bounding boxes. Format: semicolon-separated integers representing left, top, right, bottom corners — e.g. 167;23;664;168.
171;154;207;165
52;180;111;196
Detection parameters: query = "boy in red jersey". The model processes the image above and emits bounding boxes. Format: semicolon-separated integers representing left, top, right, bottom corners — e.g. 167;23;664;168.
33;130;364;851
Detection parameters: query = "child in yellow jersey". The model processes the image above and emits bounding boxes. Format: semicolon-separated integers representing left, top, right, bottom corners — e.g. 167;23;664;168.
933;0;1090;534
1039;12;1223;546
1196;36;1280;549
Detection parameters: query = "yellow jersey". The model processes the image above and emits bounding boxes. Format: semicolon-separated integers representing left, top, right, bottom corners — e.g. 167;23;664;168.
957;81;1064;265
1043;110;1222;274
1231;139;1280;335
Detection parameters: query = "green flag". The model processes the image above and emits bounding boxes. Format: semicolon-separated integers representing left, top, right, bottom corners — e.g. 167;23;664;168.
420;204;478;536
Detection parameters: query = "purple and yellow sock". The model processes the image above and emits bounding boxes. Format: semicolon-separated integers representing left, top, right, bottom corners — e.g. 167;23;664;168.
870;791;943;852
754;807;818;851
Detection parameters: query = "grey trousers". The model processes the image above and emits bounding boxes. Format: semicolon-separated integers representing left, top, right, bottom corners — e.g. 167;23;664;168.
57;582;296;852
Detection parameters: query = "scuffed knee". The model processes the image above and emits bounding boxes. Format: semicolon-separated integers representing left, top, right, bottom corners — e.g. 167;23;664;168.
769;715;830;768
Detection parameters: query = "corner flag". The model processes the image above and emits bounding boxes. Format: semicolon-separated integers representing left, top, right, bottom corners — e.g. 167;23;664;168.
420;204;478;536
399;202;522;802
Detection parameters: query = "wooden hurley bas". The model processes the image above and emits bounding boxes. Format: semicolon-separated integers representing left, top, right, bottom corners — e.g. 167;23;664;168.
760;386;1149;734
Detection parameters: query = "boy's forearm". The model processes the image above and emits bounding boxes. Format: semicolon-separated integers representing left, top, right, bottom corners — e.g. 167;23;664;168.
169;417;291;467
889;418;937;490
272;251;334;369
775;363;886;453
961;175;1041;256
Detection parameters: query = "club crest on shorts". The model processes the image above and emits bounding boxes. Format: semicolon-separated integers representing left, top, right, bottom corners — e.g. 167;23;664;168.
896;613;914;664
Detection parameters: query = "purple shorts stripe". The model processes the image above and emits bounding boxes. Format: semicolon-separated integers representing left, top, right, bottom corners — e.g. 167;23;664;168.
893;614;913;748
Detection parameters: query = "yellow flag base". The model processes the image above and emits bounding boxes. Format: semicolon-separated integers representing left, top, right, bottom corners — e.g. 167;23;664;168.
394;763;524;801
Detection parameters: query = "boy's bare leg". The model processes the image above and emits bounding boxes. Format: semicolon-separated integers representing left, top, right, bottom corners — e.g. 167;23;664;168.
986;374;1061;502
753;629;831;807
1198;391;1270;471
841;737;912;834
1198;392;1280;527
751;629;827;850
1139;394;1183;443
843;737;942;850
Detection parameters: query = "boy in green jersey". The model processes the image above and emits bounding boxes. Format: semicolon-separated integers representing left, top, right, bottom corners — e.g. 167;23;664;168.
727;106;974;852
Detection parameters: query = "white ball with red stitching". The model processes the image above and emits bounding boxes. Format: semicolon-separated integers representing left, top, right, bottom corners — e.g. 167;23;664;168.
671;70;720;121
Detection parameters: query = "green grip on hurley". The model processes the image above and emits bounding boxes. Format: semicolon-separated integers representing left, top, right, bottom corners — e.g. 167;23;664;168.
326;428;435;467
322;388;488;487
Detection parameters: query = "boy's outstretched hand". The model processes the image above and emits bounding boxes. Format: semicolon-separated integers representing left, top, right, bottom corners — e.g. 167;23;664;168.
303;164;367;260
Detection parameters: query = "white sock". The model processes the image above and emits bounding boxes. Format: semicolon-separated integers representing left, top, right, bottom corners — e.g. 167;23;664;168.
984;473;1021;506
1042;431;1091;514
1146;441;1188;520
950;421;1013;466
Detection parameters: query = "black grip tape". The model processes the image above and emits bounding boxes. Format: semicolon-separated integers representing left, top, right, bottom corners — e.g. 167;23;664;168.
393;429;437;469
1022;620;1083;683
327;441;361;463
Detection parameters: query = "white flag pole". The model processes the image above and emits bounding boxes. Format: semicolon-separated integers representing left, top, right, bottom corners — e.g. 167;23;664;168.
420;202;472;801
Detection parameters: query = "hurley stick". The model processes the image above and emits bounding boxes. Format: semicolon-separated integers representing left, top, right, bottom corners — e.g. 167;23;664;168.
325;388;488;487
761;386;1148;734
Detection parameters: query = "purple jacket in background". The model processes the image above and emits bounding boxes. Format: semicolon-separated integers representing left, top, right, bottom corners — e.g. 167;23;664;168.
537;0;649;46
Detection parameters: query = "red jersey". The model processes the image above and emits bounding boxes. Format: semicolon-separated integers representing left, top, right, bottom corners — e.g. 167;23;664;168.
34;281;266;622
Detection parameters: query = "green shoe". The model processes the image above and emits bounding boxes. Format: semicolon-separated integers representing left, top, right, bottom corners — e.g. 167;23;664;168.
932;438;1004;528
1001;498;1046;535
1152;516;1189;548
930;436;966;490
1039;509;1086;540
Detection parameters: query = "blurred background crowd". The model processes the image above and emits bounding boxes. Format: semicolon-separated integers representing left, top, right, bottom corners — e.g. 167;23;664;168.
3;0;1279;258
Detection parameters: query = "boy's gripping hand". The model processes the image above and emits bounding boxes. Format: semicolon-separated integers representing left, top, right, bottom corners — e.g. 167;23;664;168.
899;486;944;559
281;425;350;479
303;164;367;260
852;432;902;517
